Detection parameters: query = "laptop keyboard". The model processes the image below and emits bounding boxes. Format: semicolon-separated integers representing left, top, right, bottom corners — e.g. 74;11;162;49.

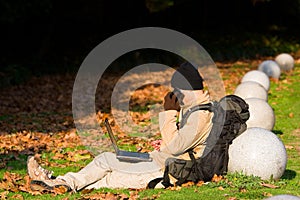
118;150;150;158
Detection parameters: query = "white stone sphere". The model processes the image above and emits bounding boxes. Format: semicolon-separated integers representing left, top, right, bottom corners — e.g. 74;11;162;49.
275;53;295;71
234;81;268;101
241;70;270;91
228;127;287;180
258;60;281;79
245;98;275;130
265;195;300;200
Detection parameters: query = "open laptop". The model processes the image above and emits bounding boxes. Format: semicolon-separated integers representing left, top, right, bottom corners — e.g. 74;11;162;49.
104;118;152;162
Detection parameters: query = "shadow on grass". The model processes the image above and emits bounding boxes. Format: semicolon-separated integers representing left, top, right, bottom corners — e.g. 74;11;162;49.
273;130;284;135
281;169;297;180
0;153;30;175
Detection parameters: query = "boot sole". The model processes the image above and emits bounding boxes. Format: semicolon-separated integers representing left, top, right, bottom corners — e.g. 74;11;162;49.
30;180;71;192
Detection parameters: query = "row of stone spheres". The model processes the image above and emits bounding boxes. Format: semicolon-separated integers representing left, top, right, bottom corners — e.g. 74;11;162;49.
228;53;296;183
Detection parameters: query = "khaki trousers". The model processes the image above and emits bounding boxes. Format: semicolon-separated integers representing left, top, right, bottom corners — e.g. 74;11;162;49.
58;152;163;191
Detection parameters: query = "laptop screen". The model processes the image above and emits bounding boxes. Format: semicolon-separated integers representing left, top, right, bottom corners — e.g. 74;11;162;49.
104;118;152;162
104;118;119;153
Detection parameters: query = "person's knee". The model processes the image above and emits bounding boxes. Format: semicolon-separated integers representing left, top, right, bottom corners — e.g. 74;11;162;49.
96;152;114;158
93;152;115;167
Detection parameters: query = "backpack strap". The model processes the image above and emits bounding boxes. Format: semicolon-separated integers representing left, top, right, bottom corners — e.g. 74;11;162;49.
180;102;214;128
174;150;197;186
147;167;173;189
161;164;174;188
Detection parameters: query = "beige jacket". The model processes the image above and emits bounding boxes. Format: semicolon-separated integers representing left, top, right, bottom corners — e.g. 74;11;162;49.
150;91;213;167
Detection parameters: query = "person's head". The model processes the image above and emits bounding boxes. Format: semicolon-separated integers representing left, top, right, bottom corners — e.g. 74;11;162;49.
170;62;204;106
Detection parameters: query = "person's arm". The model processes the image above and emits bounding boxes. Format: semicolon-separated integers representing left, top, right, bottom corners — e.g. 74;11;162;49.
159;111;211;156
158;92;180;146
159;110;178;144
158;91;210;155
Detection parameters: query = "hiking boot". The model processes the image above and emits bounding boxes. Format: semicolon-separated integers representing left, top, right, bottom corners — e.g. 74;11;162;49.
30;179;71;192
27;156;53;180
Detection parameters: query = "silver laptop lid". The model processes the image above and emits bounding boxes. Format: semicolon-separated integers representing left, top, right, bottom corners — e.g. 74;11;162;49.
104;118;119;153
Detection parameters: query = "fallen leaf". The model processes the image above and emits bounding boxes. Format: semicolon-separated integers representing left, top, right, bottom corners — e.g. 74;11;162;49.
218;186;225;190
261;183;279;189
211;174;223;182
28;190;43;196
285;145;294;149
129;190;140;200
227;197;237;200
263;192;273;197
52;153;65;160
53;185;69;195
181;181;195;187
3;171;22;182
119;193;129;200
196;181;205;187
18;175;31;192
239;188;247;193
0;191;9;199
67;150;91;162
11;194;24;200
105;192;118;200
82;193;106;200
168;186;182;191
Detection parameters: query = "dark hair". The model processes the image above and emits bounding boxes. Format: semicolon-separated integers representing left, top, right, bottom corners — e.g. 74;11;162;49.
171;62;204;90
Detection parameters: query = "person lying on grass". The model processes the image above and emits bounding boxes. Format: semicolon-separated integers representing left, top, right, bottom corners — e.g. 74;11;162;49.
27;62;214;192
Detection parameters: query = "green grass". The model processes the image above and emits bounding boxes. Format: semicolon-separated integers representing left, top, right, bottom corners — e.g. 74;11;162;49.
1;64;300;199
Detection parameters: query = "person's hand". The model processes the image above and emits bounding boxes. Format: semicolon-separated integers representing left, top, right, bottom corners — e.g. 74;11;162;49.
151;139;162;151
163;92;180;111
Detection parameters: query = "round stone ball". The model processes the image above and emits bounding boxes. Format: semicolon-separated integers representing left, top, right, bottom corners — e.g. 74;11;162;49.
228;127;287;180
258;60;281;79
275;53;295;71
234;81;268;101
265;195;300;200
245;98;275;130
241;70;270;91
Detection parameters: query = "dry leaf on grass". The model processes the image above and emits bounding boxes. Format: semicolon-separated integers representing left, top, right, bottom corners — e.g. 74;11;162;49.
104;192;118;200
82;192;122;200
168;186;182;191
53;185;69;195
227;197;237;200
0;191;9;199
11;194;24;200
196;181;205;187
261;183;279;189
119;193;129;200
285;145;294;149
181;181;195;187
211;174;223;182
129;190;140;200
218;186;225;191
263;192;273;197
239;188;247;193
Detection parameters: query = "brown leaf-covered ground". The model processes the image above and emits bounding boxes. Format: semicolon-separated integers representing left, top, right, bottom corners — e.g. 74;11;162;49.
0;58;298;198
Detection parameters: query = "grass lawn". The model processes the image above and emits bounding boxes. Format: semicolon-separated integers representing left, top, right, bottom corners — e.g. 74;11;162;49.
0;63;299;200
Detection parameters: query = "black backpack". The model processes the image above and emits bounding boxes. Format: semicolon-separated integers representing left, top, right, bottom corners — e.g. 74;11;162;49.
148;95;250;188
